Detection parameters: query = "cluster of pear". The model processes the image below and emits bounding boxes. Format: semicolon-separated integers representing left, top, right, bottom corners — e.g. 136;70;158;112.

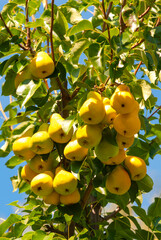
12;117;80;206
15;51;55;88
76;86;147;195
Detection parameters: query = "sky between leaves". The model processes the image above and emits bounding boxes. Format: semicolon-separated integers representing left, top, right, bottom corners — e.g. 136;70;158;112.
0;0;161;220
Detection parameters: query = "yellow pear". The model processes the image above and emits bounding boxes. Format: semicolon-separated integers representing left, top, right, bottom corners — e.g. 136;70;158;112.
31;123;54;154
64;133;88;161
53;169;77;195
113;112;141;138
110;88;136;114
116;133;134;149
15;66;32;89
43;190;60;205
12;137;36;160
76;124;102;149
43;170;55;179
124;156;147;181
102;97;110;105
48;113;73;143
105;165;131;195
60;189;80;205
29;155;53;173
55;166;64;175
29;51;55;79
79;91;105;125
31;173;53;196
115;84;131;92
101;104;117;125
102;149;126;165
95;137;119;162
21;164;37;184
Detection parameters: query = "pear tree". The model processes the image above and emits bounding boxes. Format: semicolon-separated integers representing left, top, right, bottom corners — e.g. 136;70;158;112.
0;0;161;239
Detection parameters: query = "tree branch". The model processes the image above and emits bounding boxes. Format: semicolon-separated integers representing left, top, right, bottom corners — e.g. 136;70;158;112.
134;61;142;75
131;39;145;49
25;0;31;50
138;6;151;19
81;179;93;210
100;205;121;221
119;0;126;35
0;13;27;51
148;106;161;119
70;73;87;99
50;0;56;64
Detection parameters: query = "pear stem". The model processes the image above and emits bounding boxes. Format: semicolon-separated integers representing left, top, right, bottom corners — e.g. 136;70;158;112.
138;6;151;19
134;61;142;75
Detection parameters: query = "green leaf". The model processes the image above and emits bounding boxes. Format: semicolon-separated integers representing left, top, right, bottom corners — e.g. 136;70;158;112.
2;69;16;96
61;6;83;25
70;39;90;64
5;156;25;169
53;9;68;37
68;20;93;36
132;206;151;227
44;233;55;240
0;214;22;237
88;43;105;72
64;214;73;225
16;80;41;107
61;115;76;135
148;198;161;219
137;174;154;193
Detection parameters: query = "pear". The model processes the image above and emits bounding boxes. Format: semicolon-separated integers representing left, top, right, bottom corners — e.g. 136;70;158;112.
95;137;119;162
29;155;53;173
115;84;131;92
110;87;136;114
43;190;60;205
60;189;80;205
79;91;105;125
64;133;88;161
31;173;54;196
55;166;64;175
116;133;134;149
102;97;110;105
105;165;131;195
76;124;102;149
102;149;126;165
53;169;77;195
124;156;147;181
48;113;73;143
101;104;117;126
31;123;54;154
113;112;141;137
13;137;36;160
21;163;37;184
29;51;55;79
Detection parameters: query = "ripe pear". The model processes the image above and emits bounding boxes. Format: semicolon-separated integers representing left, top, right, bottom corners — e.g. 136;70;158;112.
60;189;80;205
29;155;53;173
76;124;102;149
102;149;126;165
124;156;147;181
31;173;53;196
102;97;110;105
12;137;35;160
64;133;88;161
115;84;130;92
113;112;141;138
43;170;55;179
95;137;119;162
15;66;32;89
31;123;54;154
116;133;134;149
105;165;131;195
110;88;136;114
79;91;105;125
43;190;60;205
29;51;55;79
55;166;64;175
53;169;77;195
101;104;117;125
21;163;37;184
48;113;73;143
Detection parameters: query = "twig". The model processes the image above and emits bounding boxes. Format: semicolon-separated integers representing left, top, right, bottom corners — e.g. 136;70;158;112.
131;39;145;49
25;0;30;49
102;1;113;32
104;76;110;86
134;61;142;75
44;224;67;237
81;179;93;210
100;205;121;221
43;0;50;54
155;18;161;27
70;73;87;99
0;102;8;121
0;13;27;51
119;0;127;35
50;0;56;64
148;106;161;119
138;6;151;19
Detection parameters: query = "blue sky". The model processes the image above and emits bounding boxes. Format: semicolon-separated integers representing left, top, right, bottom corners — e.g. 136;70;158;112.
0;0;161;220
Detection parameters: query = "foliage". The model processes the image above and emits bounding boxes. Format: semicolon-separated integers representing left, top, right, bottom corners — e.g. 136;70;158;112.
0;0;161;239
